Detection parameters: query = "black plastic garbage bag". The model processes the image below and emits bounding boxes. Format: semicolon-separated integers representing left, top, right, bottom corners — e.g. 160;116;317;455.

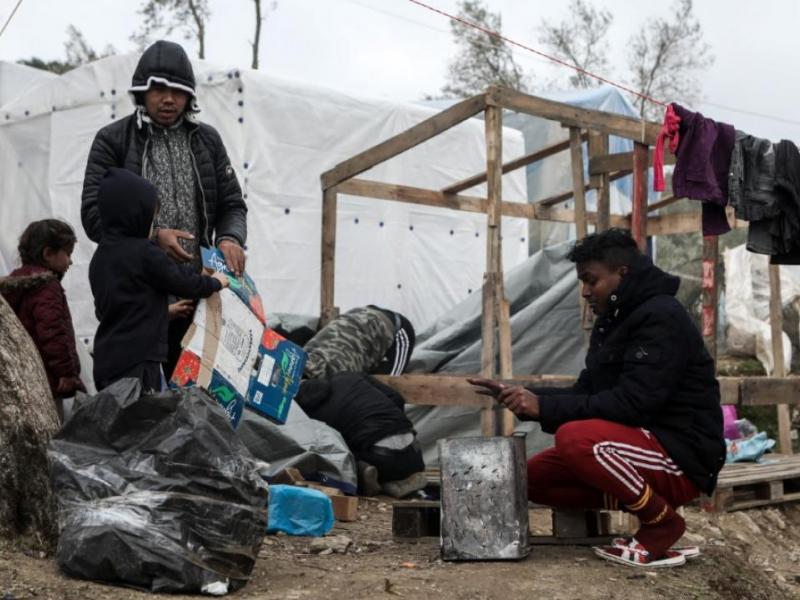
48;379;270;594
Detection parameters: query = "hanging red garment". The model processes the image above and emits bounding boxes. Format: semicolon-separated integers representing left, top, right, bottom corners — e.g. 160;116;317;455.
653;103;681;192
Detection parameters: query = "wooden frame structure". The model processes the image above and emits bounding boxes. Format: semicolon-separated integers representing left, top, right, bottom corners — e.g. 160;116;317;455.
319;85;795;451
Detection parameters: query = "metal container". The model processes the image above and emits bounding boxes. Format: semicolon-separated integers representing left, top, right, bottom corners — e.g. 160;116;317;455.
438;434;529;561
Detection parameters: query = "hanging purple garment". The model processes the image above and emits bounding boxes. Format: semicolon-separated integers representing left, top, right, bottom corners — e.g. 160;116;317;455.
671;103;736;236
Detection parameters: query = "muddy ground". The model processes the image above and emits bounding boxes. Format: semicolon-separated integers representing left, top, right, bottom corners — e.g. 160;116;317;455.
2;500;800;600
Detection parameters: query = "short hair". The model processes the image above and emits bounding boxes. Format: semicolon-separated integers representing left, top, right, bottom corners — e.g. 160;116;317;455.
567;228;641;267
18;219;77;267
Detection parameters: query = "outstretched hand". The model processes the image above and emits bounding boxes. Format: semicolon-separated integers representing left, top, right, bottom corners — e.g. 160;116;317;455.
467;377;541;420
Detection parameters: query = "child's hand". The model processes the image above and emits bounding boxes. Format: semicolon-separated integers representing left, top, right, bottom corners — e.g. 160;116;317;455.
168;299;195;320
212;271;230;289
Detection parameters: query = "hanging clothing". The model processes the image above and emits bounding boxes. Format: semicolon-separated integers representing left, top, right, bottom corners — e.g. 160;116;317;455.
671;103;735;236
653;104;680;192
729;135;800;262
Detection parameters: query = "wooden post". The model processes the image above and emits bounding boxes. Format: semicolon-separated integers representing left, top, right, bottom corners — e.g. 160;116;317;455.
768;264;793;455
481;104;505;437
569;128;593;331
701;236;719;362
588;133;611;232
631;142;649;251
497;290;515;435
320;186;338;326
569;128;587;239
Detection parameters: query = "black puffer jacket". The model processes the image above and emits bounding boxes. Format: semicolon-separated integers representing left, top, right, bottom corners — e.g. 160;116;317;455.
90;168;222;385
531;256;725;495
80;42;247;247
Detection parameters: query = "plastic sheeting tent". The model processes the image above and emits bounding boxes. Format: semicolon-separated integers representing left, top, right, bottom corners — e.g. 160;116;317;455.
724;244;798;374
0;55;529;342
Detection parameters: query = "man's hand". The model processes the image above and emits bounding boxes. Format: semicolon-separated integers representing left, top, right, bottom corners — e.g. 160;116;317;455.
467;377;540;420
168;299;195;320
218;239;245;278
497;385;540;420
156;228;194;263
467;377;506;398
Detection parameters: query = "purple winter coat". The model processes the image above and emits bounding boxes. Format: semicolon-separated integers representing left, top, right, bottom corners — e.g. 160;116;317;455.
671;103;736;236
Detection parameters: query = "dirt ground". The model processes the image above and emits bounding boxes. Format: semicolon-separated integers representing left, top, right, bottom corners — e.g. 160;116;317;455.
2;500;800;600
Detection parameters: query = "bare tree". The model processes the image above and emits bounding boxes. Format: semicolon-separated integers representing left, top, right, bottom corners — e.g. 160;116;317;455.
627;0;713;119
538;0;613;89
19;25;114;74
131;0;211;59
251;0;277;70
441;0;528;98
64;25;116;66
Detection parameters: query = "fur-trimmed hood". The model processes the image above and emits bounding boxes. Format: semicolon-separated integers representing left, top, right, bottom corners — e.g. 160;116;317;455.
0;265;57;297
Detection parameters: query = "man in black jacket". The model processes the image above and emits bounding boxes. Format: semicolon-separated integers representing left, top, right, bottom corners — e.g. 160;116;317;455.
296;373;426;498
81;40;247;377
470;229;725;569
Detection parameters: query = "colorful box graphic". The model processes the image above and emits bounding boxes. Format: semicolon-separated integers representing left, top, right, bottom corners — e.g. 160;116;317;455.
169;248;306;428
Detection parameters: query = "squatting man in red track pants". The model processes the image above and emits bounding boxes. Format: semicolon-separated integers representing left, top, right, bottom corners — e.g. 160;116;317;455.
469;228;725;568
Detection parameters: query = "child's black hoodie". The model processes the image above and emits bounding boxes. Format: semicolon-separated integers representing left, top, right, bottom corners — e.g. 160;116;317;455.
90;168;222;385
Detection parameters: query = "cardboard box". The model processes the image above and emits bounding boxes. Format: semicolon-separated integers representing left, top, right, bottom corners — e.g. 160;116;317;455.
169;248;306;428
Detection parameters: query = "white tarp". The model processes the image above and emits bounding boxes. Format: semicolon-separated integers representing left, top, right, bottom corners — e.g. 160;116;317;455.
0;61;57;107
0;55;529;342
724;244;797;374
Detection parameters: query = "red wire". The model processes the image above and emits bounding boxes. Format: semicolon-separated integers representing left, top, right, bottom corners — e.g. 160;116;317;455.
407;0;667;108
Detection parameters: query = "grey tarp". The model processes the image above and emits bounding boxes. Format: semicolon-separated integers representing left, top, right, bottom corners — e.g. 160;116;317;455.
236;403;358;495
408;241;587;464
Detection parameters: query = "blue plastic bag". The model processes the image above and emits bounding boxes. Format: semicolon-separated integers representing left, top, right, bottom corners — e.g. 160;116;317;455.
726;431;776;463
266;485;334;536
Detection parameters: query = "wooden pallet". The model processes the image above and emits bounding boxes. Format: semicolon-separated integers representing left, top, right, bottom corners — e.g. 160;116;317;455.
703;454;800;512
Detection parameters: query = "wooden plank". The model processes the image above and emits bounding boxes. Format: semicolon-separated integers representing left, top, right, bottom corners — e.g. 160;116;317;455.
373;374;494;408
320;93;486;189
631;142;648;251
647;195;681;213
320;186;338;326
442;134;586;195
534;182;594;209
702;236;719;362
739;377;800;406
588;148;675;175
769;264;793;455
569;127;588;239
535;205;629;228
494;87;661;145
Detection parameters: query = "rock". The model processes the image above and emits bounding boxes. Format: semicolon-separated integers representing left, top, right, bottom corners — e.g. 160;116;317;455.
0;294;60;548
310;535;352;555
682;532;706;545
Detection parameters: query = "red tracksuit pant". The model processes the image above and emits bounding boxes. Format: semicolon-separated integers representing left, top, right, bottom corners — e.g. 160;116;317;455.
528;419;699;511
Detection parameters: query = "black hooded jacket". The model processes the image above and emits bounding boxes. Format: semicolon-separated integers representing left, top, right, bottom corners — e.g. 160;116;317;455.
531;256;725;495
80;41;247;247
296;373;415;452
89;168;222;384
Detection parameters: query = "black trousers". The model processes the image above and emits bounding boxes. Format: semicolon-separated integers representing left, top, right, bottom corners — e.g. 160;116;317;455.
96;361;162;393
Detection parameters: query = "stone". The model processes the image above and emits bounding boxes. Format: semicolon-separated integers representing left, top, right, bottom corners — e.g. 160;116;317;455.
310;535;352;555
0;294;60;548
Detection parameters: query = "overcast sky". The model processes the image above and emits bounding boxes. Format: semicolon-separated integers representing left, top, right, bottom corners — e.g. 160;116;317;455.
1;0;799;141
